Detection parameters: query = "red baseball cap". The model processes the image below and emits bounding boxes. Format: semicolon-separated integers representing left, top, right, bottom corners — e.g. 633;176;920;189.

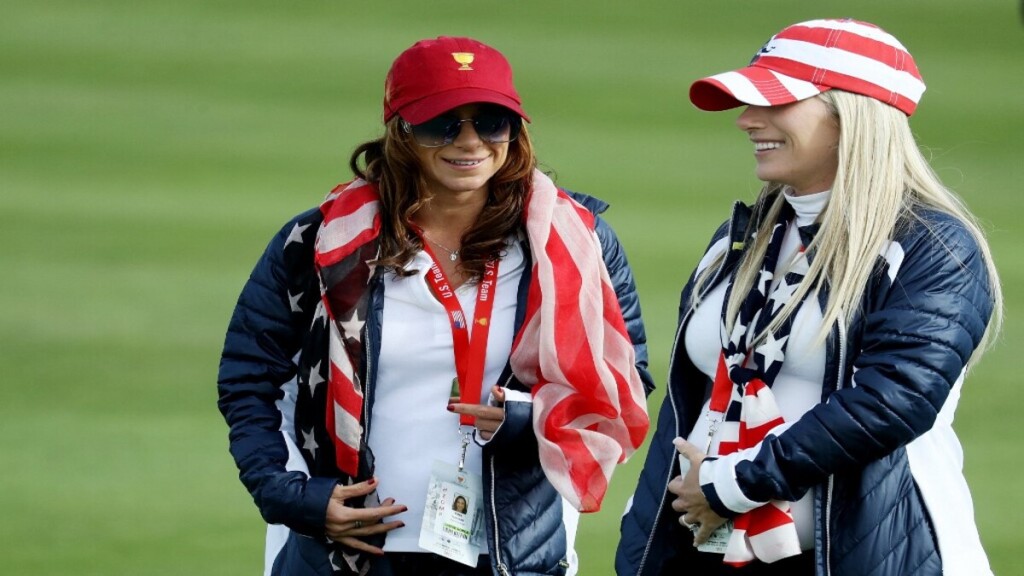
383;36;530;125
689;19;926;116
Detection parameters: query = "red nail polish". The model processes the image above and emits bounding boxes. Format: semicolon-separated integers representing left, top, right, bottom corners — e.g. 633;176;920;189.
368;477;377;486
446;404;454;412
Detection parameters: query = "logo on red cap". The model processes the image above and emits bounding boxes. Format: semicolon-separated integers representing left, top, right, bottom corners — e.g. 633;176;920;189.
452;52;474;71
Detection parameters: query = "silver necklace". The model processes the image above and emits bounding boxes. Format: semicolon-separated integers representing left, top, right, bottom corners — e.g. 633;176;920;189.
424;234;460;261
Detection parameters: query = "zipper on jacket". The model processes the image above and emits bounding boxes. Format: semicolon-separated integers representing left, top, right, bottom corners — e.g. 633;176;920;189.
636;218;737;575
489;456;510;576
487;372;518;576
636;311;687;575
361;275;386;441
362;308;377;440
823;317;846;576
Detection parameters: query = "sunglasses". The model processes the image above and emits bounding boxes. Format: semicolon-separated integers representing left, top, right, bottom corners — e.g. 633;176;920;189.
401;107;522;148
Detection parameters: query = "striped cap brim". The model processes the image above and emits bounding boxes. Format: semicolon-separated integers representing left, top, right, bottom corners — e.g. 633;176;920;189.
690;66;828;111
688;19;926;116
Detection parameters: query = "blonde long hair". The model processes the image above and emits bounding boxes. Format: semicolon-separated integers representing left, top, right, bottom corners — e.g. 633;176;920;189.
696;90;1003;361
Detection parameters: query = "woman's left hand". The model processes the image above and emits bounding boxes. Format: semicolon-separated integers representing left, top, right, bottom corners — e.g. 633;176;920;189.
669;438;728;546
448;385;506;441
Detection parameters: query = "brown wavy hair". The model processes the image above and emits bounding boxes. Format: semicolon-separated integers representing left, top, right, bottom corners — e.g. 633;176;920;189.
348;116;537;280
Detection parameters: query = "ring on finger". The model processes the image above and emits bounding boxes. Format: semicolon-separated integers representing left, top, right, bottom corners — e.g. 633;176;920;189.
354;520;363;529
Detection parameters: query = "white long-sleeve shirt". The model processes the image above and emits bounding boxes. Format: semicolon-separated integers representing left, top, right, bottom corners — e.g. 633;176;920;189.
370;242;525;552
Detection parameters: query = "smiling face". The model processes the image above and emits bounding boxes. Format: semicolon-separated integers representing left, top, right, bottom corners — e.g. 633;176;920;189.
735;97;840;196
412;104;510;200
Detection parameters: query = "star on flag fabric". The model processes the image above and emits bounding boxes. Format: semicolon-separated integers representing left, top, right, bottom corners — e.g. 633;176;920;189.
711;201;809;566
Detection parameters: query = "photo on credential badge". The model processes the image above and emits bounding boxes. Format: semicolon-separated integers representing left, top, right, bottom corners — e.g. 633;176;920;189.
441;490;471;531
451;494;469;514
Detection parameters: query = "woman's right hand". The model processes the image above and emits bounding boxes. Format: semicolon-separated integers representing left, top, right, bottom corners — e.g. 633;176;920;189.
669;439;727;546
325;478;407;555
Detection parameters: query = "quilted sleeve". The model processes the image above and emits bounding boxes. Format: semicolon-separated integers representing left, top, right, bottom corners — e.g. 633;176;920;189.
711;213;995;510
217;209;338;536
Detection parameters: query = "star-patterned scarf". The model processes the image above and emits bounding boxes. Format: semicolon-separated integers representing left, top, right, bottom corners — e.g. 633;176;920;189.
713;201;806;566
296;179;381;576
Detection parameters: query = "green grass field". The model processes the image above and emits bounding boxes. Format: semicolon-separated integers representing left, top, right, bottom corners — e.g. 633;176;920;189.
3;0;1022;573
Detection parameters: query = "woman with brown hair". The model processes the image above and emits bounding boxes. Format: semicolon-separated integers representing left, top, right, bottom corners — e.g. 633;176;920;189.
219;36;652;576
618;18;1001;576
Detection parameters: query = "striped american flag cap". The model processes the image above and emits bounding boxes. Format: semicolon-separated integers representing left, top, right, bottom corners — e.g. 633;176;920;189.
689;19;926;116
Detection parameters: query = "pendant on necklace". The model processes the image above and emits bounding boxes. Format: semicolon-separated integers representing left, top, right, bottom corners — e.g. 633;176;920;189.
449;252;458;262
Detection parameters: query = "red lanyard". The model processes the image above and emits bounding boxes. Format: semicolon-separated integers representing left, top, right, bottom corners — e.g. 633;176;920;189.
419;242;499;426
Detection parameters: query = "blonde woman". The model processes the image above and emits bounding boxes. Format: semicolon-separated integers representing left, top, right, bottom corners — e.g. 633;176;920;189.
617;19;1001;576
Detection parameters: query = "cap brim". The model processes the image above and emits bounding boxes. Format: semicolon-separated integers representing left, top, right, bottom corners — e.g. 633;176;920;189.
689;66;829;111
395;87;530;124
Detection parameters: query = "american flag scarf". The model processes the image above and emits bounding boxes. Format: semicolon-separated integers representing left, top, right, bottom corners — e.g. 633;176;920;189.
508;170;650;513
712;201;804;566
311;169;649;515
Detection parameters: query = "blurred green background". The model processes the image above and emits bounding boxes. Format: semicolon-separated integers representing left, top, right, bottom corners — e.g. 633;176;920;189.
3;0;1022;574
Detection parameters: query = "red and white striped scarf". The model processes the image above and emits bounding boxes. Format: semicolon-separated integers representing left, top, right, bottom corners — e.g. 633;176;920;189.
713;372;803;565
713;205;803;566
313;170;649;512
